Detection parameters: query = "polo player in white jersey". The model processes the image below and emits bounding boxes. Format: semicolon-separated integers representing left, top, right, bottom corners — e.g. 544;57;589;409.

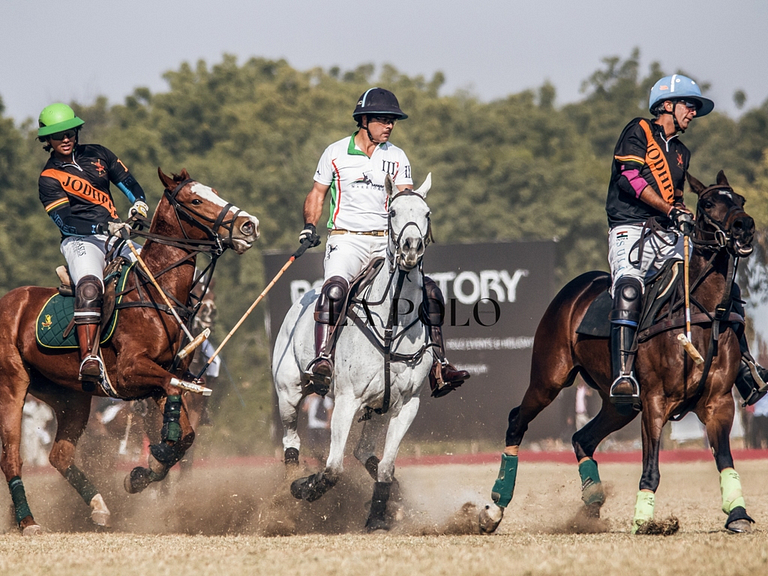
298;87;469;397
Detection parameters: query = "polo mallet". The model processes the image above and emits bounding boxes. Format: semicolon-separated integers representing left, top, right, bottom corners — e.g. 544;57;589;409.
127;242;206;359
677;233;704;365
195;238;315;380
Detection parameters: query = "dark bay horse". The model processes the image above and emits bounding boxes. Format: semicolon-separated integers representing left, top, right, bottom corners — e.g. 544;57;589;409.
0;169;259;535
480;171;757;535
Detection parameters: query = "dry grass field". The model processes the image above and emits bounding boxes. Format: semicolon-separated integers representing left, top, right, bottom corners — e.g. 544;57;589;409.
1;457;768;576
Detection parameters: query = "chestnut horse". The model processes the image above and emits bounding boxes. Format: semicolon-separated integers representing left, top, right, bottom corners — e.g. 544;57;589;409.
0;169;259;535
480;171;757;535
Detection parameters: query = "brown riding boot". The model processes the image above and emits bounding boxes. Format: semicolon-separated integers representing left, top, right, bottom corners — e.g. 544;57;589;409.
76;323;102;384
428;325;469;398
308;322;333;396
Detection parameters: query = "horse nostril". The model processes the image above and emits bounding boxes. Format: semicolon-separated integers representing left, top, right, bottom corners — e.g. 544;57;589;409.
241;221;255;236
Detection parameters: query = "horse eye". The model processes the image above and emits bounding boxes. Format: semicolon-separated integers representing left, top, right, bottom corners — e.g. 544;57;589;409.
389;210;396;218
702;200;713;210
191;199;203;206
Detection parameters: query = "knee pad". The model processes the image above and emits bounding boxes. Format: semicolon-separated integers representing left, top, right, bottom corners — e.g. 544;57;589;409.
315;276;349;325
610;277;642;326
421;276;445;327
74;275;103;323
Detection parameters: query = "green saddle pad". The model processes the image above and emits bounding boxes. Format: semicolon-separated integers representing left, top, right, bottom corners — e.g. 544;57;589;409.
36;263;135;350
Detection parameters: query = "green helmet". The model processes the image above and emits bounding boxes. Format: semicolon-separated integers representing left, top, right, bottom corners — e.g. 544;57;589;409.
37;103;84;137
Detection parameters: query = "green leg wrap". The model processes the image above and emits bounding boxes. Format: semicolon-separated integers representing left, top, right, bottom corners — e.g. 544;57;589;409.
720;468;746;514
161;394;182;443
8;476;32;525
64;465;99;505
631;490;655;534
491;453;518;508
578;458;605;507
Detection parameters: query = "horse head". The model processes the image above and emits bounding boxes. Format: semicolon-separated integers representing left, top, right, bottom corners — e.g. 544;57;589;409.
688;170;754;257
385;173;432;270
157;169;260;254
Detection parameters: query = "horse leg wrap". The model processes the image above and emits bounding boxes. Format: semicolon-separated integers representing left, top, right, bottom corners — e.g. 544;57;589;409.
491;453;518;508
290;471;337;502
631;490;655;534
366;481;392;531
149;441;184;468
578;459;605;508
161;394;182;443
720;468;746;514
64;465;99;505
8;476;32;525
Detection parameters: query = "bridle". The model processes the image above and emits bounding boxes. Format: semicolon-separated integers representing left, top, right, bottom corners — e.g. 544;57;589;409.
387;188;432;271
691;185;752;256
116;178;246;349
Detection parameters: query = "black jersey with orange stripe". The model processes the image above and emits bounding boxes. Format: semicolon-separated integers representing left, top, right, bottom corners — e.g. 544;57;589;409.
38;143;145;237
606;118;690;228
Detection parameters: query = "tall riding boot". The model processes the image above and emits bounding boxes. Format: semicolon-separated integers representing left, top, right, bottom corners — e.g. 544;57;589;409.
735;334;768;406
76;323;102;385
429;324;470;398
608;277;641;412
308;322;333;395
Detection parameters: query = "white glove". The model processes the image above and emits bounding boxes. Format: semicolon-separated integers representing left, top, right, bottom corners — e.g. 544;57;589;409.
107;221;132;240
129;200;149;219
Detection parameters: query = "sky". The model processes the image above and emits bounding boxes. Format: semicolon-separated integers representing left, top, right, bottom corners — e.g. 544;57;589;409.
2;0;768;125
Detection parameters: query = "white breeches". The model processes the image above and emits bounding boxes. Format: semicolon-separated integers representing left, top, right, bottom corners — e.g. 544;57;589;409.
608;224;684;295
323;234;387;282
60;234;140;287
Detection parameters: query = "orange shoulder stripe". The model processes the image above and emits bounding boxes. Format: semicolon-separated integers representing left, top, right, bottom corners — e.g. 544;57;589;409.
41;169;118;219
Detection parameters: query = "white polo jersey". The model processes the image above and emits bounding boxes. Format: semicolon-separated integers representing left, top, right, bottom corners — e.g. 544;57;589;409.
314;133;413;231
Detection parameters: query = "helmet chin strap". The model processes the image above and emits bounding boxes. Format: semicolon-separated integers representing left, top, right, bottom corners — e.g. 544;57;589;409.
362;116;384;145
659;102;684;134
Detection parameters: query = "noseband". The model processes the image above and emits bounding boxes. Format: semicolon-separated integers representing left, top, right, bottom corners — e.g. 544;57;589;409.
693;186;751;253
164;179;246;256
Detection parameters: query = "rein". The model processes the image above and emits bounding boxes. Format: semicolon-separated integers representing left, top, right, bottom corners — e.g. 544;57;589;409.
115;179;236;361
348;188;433;419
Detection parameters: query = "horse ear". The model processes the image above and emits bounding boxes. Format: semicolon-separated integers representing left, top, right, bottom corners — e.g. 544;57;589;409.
385;174;395;199
716;170;730;187
687;172;706;196
180;168;191;181
414;173;432;199
158;168;174;189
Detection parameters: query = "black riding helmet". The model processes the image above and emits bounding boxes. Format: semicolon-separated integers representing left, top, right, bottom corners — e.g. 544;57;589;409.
352;88;408;123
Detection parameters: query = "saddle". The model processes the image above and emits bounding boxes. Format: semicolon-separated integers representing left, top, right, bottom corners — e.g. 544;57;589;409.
576;260;744;340
36;259;133;350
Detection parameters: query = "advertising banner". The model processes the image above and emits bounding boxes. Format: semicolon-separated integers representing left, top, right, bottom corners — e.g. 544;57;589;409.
264;240;568;443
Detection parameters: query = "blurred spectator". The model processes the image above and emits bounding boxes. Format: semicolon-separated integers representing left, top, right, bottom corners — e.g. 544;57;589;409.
21;396;54;467
575;380;592;430
749;395;768;448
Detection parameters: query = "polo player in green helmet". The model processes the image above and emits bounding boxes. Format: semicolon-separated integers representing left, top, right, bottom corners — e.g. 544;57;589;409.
37;102;149;388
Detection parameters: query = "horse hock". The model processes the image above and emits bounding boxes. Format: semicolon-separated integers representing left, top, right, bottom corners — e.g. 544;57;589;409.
721;468;754;533
578;458;605;516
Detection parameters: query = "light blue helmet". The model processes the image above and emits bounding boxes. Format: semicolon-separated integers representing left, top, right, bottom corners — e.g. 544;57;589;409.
648;74;714;117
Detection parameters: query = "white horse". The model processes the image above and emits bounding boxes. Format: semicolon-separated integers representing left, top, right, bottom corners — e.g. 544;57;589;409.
272;174;434;530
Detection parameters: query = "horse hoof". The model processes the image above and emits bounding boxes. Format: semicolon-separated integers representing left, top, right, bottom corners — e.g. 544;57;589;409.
290;476;308;500
90;494;112;528
478;504;504;534
124;467;153;494
284;447;299;466
726;519;753;533
365;515;390;532
584;502;602;519
22;524;43;536
364;455;379;480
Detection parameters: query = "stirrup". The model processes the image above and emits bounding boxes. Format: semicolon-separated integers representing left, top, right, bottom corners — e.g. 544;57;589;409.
79;355;104;382
609;374;641;412
304;356;332;396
